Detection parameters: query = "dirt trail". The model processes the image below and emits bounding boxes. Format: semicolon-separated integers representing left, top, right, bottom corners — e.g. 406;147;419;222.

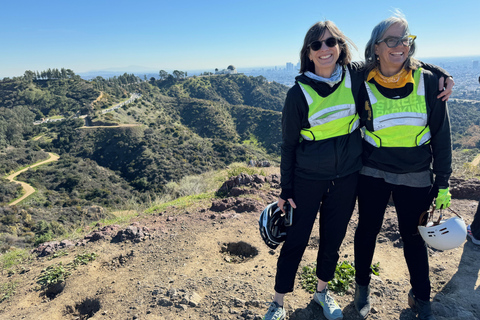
472;154;480;166
93;91;105;104
5;152;60;205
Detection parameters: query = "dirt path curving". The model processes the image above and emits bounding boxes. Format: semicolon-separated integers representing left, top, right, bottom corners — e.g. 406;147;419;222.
93;91;105;104
471;154;480;166
5;152;60;206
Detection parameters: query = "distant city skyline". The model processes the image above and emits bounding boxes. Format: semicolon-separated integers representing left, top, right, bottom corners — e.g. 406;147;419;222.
78;54;480;76
1;0;479;78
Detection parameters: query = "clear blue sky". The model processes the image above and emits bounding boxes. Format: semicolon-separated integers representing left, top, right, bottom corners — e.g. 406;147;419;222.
1;0;479;78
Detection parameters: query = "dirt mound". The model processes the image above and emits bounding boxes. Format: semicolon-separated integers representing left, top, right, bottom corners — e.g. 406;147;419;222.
1;173;479;320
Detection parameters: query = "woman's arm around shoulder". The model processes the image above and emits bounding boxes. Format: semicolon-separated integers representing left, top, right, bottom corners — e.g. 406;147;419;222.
419;61;454;101
424;70;452;187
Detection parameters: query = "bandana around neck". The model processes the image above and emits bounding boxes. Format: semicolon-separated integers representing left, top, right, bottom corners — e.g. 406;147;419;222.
367;67;414;89
305;64;343;87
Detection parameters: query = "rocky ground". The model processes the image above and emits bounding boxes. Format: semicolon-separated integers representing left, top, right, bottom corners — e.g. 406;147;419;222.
1;172;479;320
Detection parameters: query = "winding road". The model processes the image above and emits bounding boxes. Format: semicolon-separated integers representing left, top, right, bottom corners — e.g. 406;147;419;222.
5;152;60;206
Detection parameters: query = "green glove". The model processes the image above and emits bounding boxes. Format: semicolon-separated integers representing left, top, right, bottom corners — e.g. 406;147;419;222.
435;188;451;209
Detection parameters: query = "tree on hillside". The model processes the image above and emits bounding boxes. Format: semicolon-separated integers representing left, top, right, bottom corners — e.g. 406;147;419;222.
23;70;36;82
173;70;185;80
159;70;168;81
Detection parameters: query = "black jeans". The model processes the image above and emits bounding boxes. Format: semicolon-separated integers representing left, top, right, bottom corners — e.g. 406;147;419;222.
354;175;433;301
472;201;480;239
274;172;358;294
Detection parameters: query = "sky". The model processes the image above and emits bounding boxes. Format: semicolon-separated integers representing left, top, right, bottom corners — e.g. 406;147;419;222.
1;0;479;78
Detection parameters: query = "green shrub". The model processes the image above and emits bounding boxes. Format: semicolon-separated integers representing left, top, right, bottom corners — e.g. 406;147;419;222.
164;175;210;199
300;264;318;293
34;232;53;246
371;262;380;276
47;250;69;260
72;252;97;268
33;220;67;246
37;262;70;287
328;261;356;295
37;252;97;289
0;248;30;272
226;163;265;178
300;261;380;296
0;281;18;303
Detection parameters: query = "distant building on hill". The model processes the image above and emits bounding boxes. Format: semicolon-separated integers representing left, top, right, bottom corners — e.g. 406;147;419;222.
215;65;237;75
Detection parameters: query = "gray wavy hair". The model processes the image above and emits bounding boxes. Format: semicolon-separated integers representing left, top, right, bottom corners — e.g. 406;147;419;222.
364;12;420;75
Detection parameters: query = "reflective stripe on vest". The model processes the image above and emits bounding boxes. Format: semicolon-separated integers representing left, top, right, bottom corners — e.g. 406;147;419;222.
298;68;359;141
364;68;431;148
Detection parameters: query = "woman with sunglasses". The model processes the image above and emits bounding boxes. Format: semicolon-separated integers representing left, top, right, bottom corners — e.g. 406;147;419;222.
262;20;452;320
261;20;364;320
352;14;452;320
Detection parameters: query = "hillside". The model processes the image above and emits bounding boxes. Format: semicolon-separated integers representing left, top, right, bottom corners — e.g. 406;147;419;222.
0;171;479;320
449;99;480;149
155;73;286;112
2;70;480;253
1;69;480;319
0;70;287;253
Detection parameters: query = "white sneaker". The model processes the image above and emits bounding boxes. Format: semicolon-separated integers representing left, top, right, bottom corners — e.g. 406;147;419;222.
467;224;480;245
313;287;343;320
262;301;286;320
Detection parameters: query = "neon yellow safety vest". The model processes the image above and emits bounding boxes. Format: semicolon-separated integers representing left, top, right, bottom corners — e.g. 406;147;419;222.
364;68;431;148
298;69;359;141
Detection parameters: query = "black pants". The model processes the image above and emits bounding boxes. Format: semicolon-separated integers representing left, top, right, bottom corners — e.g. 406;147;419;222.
472;201;480;239
354;175;433;301
274;172;358;294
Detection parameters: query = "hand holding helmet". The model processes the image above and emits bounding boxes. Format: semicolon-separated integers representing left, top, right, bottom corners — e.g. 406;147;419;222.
259;201;295;249
418;206;466;251
435;188;451;209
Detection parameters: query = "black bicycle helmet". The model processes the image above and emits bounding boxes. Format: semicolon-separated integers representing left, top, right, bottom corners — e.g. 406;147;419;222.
259;202;292;249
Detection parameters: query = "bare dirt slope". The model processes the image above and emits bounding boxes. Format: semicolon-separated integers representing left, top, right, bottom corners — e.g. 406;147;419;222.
1;174;479;320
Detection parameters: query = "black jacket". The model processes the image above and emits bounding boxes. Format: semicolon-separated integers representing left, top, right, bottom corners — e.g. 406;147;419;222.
279;63;365;200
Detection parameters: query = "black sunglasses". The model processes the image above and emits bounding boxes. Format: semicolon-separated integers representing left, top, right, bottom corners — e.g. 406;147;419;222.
309;37;338;51
377;35;417;48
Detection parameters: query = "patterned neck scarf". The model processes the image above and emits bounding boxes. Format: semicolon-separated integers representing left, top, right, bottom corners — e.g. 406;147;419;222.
367;67;414;89
305;64;343;87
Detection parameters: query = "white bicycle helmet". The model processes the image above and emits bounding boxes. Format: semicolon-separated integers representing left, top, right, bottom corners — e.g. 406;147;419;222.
259;202;293;249
418;208;467;251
